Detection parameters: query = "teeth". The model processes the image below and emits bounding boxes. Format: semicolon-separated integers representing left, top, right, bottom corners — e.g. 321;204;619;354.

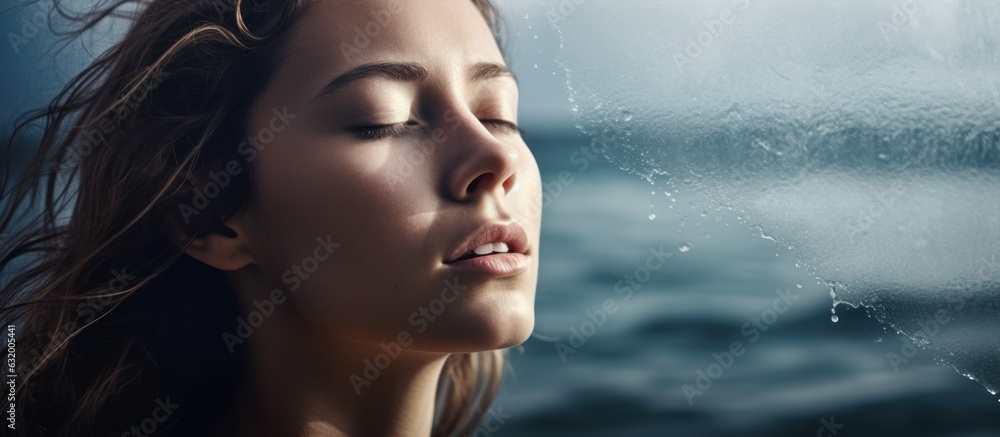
467;242;511;257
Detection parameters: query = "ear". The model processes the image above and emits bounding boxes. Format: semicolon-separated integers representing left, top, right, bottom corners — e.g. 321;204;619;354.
183;217;257;271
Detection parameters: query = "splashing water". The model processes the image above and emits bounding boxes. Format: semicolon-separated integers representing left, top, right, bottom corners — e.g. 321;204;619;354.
552;0;1000;396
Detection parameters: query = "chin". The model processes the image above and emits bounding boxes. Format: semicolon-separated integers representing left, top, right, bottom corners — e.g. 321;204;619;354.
413;302;536;353
468;292;536;351
483;309;535;350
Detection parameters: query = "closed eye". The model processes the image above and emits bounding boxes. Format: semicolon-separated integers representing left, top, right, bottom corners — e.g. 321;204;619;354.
350;119;522;141
350;122;418;141
481;119;523;136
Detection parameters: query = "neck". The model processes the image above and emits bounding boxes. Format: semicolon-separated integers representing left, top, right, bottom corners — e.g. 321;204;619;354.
216;304;450;437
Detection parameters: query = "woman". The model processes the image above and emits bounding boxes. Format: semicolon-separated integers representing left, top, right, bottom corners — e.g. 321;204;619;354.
0;0;542;435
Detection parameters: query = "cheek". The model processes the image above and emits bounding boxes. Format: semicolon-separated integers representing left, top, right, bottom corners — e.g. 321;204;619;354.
253;137;431;247
249;140;444;338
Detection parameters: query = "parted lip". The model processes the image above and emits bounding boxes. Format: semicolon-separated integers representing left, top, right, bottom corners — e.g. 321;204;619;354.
444;221;529;263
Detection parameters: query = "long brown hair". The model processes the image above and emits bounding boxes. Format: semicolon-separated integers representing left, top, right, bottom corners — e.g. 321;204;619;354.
0;0;507;435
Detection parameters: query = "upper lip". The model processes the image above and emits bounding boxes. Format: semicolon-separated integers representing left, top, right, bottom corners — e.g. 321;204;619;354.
444;221;530;263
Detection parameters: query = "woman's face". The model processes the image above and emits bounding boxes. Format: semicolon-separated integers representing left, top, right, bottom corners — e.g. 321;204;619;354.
235;0;541;353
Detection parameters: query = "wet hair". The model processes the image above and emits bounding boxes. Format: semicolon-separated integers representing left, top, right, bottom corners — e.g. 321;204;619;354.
0;0;507;435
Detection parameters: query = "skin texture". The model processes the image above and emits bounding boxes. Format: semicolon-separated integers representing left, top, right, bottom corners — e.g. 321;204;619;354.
183;0;542;435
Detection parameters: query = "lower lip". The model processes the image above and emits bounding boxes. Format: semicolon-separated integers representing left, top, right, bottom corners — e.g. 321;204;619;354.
444;253;530;276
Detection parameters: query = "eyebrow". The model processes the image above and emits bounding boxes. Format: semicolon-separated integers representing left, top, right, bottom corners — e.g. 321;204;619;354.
468;62;517;83
309;61;516;102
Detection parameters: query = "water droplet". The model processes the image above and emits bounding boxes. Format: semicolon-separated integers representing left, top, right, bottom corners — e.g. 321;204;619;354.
831;314;840;323
678;242;692;252
622;111;633;122
700;211;708;217
796;284;803;288
703;232;711;239
875;337;883;343
878;153;888;160
533;62;538;69
649;191;656;220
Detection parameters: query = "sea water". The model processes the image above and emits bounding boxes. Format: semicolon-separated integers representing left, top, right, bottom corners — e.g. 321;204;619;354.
548;0;1000;399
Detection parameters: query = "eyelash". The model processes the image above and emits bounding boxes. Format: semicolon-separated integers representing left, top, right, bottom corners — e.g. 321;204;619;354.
482;119;524;136
350;119;523;141
351;123;415;141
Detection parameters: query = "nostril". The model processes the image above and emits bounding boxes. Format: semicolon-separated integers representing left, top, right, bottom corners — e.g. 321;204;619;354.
503;174;518;192
466;173;494;194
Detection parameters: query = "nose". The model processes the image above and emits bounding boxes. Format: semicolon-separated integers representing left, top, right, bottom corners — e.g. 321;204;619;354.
445;112;520;202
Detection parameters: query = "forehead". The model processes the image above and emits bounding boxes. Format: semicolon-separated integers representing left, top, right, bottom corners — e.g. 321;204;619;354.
259;0;504;107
